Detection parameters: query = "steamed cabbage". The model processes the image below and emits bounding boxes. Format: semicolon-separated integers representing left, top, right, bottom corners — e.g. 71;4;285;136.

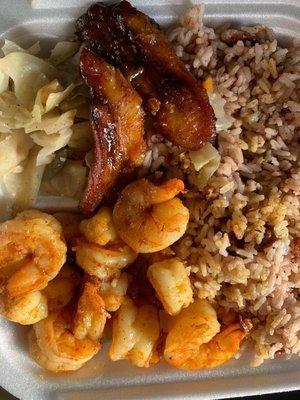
26;109;76;134
0;92;31;132
0;132;33;175
0;179;13;221
0;71;8;93
1;39;40;56
0;39;88;220
31;80;75;123
40;160;86;199
0;52;58;109
3;146;45;214
48;41;80;65
32;127;73;166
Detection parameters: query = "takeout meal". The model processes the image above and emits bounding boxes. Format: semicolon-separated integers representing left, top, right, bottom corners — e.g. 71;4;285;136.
0;0;299;373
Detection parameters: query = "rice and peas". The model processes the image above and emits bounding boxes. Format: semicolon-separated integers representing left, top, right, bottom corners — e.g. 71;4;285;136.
0;4;299;367
143;5;299;366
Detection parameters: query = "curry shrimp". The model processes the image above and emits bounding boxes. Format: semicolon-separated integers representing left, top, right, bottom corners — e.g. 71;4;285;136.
29;307;100;372
15;210;63;233
76;207;137;281
73;279;110;341
79;206;117;246
164;299;220;367
109;297;160;368
2;291;48;325
174;322;249;370
147;258;193;315
0;264;80;325
98;272;129;312
43;264;81;311
0;210;67;298
164;299;249;370
113;178;189;253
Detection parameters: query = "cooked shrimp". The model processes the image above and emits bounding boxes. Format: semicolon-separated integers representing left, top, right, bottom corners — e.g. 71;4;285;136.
15;210;63;233
76;240;136;281
79;206;117;246
113;178;189;253
73;280;110;341
109;297;160;367
43;264;81;311
0;264;79;325
2;291;48;325
174;322;248;370
29;307;100;372
99;272;129;312
147;258;193;315
0;210;67;298
76;206;137;281
164;299;220;368
53;212;83;243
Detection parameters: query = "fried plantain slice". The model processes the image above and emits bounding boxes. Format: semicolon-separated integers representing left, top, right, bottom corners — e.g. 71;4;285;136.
79;46;145;215
76;1;215;150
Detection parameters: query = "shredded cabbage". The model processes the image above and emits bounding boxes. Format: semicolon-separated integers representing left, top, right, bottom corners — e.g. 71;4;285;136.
25;109;76;134
32;128;73;166
0;92;31;132
189;143;221;190
40;160;86;199
0;179;13;221
3;146;45;214
1;39;40;56
48;41;80;65
0;52;58;109
31;80;75;122
0;132;33;175
0;39;88;219
0;71;8;93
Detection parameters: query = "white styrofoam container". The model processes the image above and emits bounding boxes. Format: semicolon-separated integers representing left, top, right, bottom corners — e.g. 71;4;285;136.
0;1;299;399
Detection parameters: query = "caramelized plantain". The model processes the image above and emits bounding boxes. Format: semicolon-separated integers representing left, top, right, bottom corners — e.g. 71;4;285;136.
76;0;215;150
79;47;145;215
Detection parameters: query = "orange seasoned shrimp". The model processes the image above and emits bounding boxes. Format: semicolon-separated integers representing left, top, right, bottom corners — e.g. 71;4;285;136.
113;179;189;253
174;322;248;370
109;297;160;367
0;210;67;298
29;306;101;372
73;280;110;341
0;264;80;325
15;210;63;233
76;240;136;281
164;300;249;370
98;272;129;312
147;258;193;315
164;299;220;368
76;207;137;281
2;291;48;325
43;264;81;311
79;206;117;245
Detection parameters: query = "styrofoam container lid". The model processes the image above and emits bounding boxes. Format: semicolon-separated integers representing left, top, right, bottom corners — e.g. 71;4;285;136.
0;1;299;399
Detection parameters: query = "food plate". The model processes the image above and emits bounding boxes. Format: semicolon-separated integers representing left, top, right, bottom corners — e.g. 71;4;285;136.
0;1;299;399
